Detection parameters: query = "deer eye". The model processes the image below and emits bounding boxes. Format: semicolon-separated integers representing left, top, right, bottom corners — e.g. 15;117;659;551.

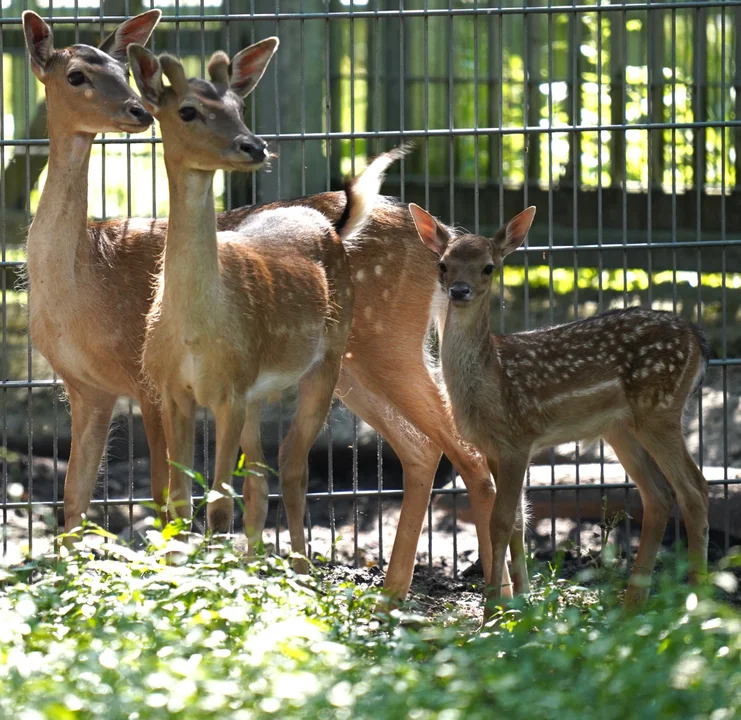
483;264;495;276
178;106;197;122
67;71;86;86
438;262;447;274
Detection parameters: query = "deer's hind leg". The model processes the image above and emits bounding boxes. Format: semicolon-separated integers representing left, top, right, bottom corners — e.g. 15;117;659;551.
603;424;675;607
631;419;709;586
345;352;498;589
336;371;444;601
279;353;343;575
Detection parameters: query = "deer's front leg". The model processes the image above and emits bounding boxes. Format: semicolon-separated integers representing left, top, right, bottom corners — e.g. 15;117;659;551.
485;452;529;616
160;393;196;526
139;396;169;526
209;403;246;534
240;403;269;556
63;383;117;543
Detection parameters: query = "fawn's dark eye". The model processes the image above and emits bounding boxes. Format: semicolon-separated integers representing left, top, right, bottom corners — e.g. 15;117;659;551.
179;106;197;122
438;262;447;274
67;71;86;86
483;263;495;276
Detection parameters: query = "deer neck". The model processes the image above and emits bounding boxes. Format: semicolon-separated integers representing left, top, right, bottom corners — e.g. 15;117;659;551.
441;295;498;393
161;161;221;315
26;125;94;283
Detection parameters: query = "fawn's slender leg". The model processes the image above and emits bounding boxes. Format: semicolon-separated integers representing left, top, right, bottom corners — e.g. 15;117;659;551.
337;372;443;600
240;402;269;555
139;397;169;525
208;404;247;534
486;456;520;596
345;355;496;586
280;357;341;574
604;423;675;606
161;393;196;525
632;420;709;585
485;452;530;615
63;383;117;540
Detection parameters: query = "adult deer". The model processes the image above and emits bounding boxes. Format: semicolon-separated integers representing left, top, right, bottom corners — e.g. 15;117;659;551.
23;10;503;599
21;9;163;538
128;43;403;572
409;202;711;612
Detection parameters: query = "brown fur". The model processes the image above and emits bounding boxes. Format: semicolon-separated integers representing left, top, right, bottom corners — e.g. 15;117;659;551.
410;203;711;613
128;43;362;571
22;11;163;539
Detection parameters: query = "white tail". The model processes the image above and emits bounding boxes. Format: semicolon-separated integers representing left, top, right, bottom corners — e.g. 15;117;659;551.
410;202;710;612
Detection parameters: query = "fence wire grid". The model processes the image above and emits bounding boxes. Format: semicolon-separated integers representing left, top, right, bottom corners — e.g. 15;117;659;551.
1;0;740;578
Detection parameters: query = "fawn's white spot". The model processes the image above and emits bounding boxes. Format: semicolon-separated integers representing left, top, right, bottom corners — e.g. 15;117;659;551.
383;289;390;300
355;269;366;282
344;352;353;360
364;307;372;321
375;265;383;276
374;322;384;333
544;378;622;405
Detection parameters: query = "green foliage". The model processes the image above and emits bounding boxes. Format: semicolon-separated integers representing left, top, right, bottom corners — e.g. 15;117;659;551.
1;532;740;719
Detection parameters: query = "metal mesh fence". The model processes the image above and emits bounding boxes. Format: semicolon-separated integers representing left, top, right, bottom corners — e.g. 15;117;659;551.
1;1;739;576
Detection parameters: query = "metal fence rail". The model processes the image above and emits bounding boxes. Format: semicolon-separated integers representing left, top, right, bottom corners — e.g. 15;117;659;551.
1;1;739;578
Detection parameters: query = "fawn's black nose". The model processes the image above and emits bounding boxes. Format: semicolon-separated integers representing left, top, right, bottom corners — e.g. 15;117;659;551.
449;283;472;302
128;103;153;125
238;136;267;163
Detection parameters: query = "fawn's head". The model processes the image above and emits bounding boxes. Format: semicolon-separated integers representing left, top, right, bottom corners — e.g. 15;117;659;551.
410;204;536;307
22;10;160;135
127;41;278;172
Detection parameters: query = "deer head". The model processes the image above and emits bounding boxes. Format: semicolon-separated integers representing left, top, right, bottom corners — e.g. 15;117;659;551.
22;10;160;135
409;204;536;306
127;41;279;172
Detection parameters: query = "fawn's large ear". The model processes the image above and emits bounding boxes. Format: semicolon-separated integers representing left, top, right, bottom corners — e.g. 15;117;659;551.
22;11;54;81
127;45;164;112
409;203;451;257
492;206;536;259
99;9;161;64
229;37;280;97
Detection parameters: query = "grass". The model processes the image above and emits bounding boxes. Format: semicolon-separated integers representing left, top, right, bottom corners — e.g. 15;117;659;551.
1;527;741;719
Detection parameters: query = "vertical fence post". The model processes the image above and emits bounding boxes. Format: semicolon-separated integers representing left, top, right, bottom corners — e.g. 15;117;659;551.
610;13;625;188
649;5;665;190
526;0;542;185
255;0;326;201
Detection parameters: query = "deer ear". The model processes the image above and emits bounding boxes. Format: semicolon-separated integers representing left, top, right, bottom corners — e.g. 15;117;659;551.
22;11;54;81
159;54;190;96
229;37;279;97
127;45;163;112
409;203;450;257
492;206;536;259
99;9;161;64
